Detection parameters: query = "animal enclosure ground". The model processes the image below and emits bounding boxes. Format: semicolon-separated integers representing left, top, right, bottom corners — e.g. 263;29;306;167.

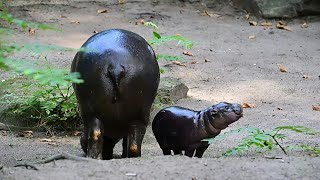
1;0;320;179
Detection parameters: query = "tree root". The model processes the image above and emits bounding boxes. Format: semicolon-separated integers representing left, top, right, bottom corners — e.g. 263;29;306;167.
14;164;39;170
35;152;91;164
14;152;92;171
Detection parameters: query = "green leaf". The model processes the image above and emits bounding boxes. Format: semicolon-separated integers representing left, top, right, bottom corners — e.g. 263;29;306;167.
153;31;161;39
159;68;166;74
144;22;159;29
148;34;193;50
274;126;319;135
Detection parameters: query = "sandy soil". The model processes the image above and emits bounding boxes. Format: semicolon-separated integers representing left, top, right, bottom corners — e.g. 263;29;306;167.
1;0;320;179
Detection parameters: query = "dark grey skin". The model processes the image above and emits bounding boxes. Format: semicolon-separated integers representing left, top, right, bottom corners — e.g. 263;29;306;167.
71;29;160;160
152;102;243;158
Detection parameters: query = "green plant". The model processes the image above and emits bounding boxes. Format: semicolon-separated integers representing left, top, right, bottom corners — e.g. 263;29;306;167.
0;4;83;132
203;126;319;156
144;21;193;61
1;57;82;131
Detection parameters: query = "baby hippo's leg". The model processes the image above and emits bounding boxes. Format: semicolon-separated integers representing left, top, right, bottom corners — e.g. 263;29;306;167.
184;148;196;157
173;150;183;155
195;144;209;158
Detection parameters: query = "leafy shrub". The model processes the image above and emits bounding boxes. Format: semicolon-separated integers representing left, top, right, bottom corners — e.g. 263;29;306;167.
144;21;193;61
0;4;82;132
203;126;320;156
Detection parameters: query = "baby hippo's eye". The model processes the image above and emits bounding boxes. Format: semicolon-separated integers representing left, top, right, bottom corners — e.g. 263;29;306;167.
210;109;218;116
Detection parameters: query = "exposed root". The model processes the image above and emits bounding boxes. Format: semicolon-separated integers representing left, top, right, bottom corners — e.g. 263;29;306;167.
14;152;93;170
14;164;39;170
35;152;91;164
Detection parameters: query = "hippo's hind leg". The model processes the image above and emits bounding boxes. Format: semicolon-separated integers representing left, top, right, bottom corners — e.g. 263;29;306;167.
87;118;104;159
124;124;146;157
195;144;209;158
78;102;93;155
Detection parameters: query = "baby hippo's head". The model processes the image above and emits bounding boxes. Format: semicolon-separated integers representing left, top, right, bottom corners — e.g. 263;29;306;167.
209;102;243;130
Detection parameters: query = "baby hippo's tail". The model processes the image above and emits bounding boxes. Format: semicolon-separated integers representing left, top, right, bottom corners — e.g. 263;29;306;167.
107;64;125;103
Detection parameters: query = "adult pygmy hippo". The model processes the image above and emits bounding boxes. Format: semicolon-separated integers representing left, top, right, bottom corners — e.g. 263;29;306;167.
152;102;243;158
71;29;160;159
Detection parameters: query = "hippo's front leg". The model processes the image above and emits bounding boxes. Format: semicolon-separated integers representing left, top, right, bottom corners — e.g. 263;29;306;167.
124;124;146;157
87;118;104;159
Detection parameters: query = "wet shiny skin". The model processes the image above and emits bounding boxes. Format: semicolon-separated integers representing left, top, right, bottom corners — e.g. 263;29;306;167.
71;29;160;159
152;102;243;158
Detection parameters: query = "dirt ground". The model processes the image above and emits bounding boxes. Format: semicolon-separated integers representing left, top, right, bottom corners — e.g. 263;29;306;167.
1;0;320;179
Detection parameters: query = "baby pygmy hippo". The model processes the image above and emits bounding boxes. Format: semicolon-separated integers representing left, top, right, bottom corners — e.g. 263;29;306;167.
152;102;243;158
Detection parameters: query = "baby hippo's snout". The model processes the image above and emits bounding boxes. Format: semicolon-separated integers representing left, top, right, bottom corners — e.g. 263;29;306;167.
230;103;243;116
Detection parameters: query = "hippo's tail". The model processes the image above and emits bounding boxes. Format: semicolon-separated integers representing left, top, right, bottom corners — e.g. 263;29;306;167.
107;65;125;103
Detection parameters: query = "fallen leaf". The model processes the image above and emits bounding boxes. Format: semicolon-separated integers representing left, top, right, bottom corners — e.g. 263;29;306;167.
28;28;36;35
182;51;193;56
172;61;186;67
118;0;125;4
276;22;292;32
277;21;287;26
301;22;308;28
309;153;318;157
312;105;320;111
191;61;197;64
73;131;82;136
97;9;108;14
260;22;272;26
70;20;80;24
204;58;211;62
279;67;287;72
302;75;310;79
48;142;58;146
135;19;145;25
242;103;256;108
60;15;67;18
249;35;256;39
249;21;258;26
40;138;53;142
17;130;33;138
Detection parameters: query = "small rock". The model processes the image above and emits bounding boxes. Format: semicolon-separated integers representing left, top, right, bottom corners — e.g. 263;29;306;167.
156;77;189;104
0;123;9;131
302;75;310;79
301;22;308;28
125;173;137;177
249;35;256;39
